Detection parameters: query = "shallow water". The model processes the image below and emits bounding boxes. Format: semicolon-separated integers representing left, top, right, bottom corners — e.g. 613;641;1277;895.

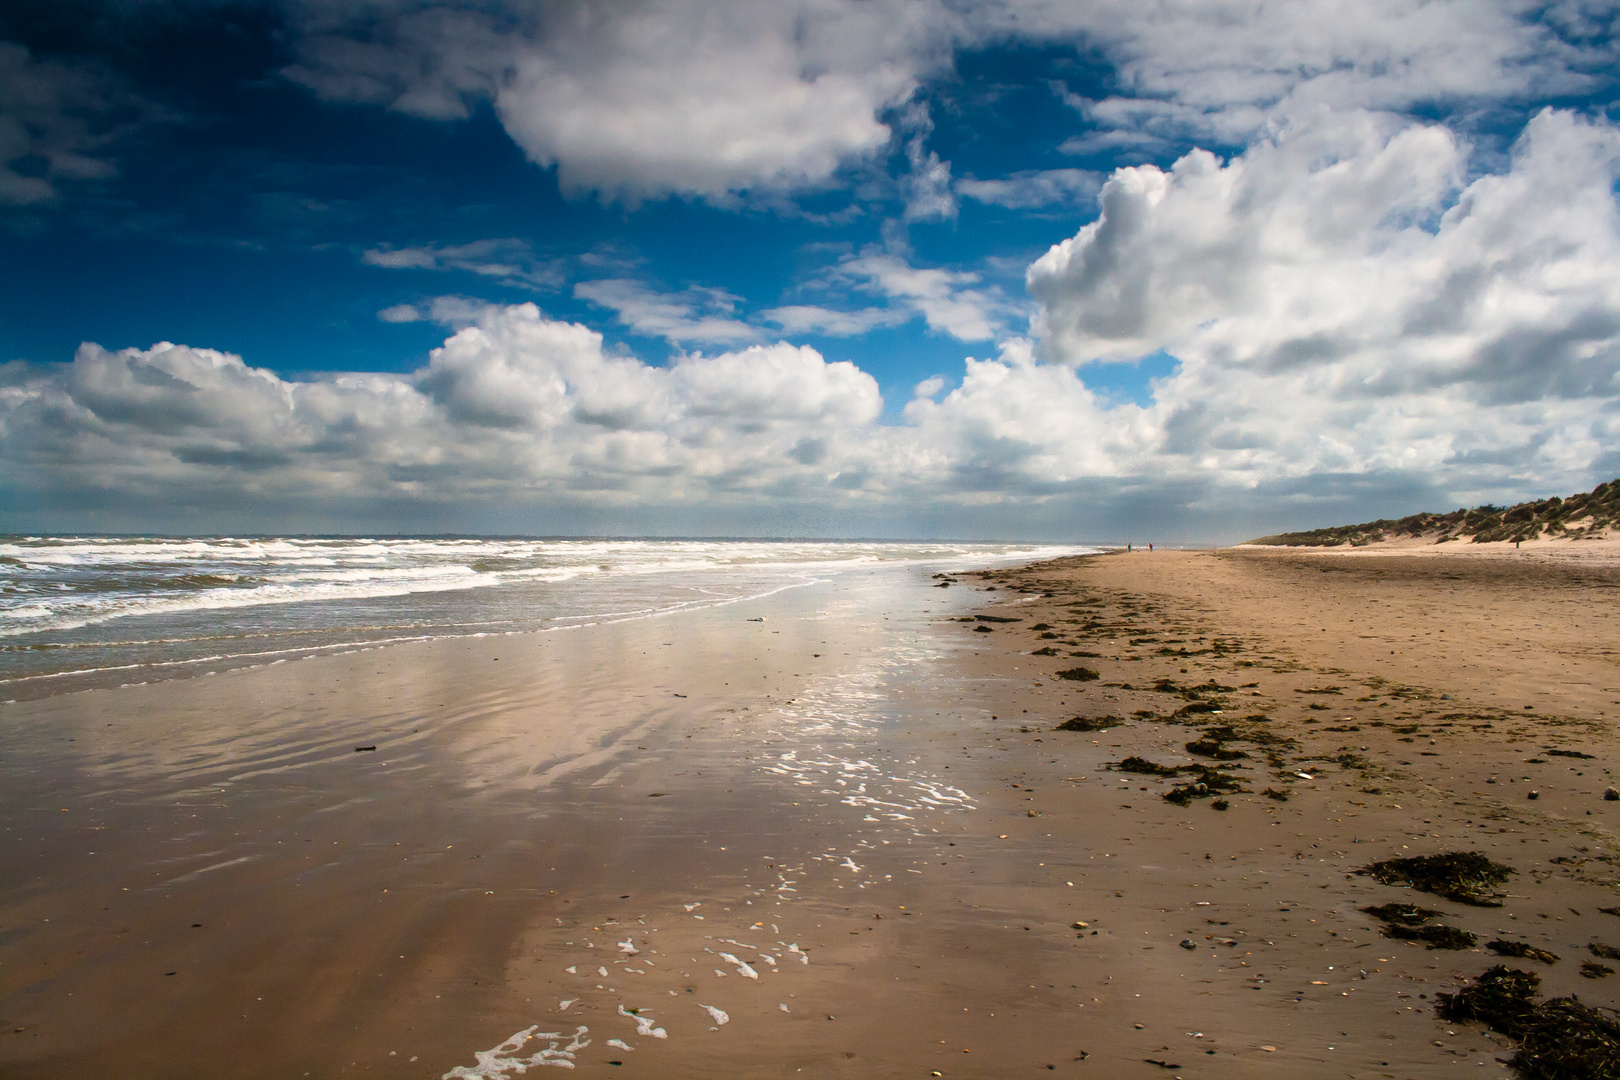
0;536;1083;700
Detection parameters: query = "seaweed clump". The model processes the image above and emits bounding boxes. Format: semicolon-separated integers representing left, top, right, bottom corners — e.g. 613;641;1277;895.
1056;715;1122;732
1364;902;1441;925
1185;726;1248;760
1115;756;1181;776
1387;924;1478;950
1489;940;1562;965
1437;965;1620;1080
1163;766;1245;806
1056;666;1101;682
1361;851;1514;906
1362;902;1475;950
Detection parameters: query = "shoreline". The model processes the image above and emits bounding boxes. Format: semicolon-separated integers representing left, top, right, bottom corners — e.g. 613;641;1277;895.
3;547;1617;1077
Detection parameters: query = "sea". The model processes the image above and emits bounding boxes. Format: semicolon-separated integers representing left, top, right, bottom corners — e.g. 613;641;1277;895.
0;536;1090;702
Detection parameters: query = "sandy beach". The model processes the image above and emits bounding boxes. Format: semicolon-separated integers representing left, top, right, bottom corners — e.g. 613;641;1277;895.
4;544;1619;1078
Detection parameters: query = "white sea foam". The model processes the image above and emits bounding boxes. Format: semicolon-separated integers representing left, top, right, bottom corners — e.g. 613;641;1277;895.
698;1004;729;1025
718;952;758;979
442;1025;589;1076
617;1005;667;1039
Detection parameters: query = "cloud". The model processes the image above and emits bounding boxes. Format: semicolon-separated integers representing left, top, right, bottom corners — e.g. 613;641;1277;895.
1044;0;1609;152
760;304;910;337
376;295;493;327
1022;106;1620;494
573;279;759;345
360;239;563;288
956;168;1102;209
280;1;1613;206
5;236;1617;538
286;0;948;203
897;104;955;222
0;42;145;207
840;253;1008;342
376;303;422;323
0;305;882;515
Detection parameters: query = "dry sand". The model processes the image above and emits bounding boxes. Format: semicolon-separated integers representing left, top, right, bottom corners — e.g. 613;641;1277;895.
2;546;1618;1078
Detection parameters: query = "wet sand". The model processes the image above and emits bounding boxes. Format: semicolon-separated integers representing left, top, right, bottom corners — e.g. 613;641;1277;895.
3;547;1619;1078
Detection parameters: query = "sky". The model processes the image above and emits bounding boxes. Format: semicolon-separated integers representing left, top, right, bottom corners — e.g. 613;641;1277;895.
1;0;1619;542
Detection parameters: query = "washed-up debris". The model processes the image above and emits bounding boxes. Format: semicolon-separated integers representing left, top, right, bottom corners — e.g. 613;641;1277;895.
1489;941;1561;964
1116;756;1181;776
1362;902;1474;949
1583;963;1615;980
1548;749;1597;760
1361;851;1514;906
1590;943;1620;961
1056;666;1101;681
1438;965;1620;1078
1163;767;1245;807
1057;715;1122;731
1185;728;1247;759
1388;923;1476;950
1261;787;1289;801
1364;902;1442;926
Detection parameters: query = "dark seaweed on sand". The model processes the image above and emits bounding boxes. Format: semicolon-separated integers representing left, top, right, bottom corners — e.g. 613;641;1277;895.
1056;666;1101;681
1361;852;1514;906
1583;963;1615;980
1384;923;1477;950
1163;767;1245;806
1185;735;1247;759
1590;943;1620;961
1362;902;1474;949
1437;965;1620;1080
1056;715;1122;732
1489;941;1561;964
1114;756;1181;775
1364;902;1441;926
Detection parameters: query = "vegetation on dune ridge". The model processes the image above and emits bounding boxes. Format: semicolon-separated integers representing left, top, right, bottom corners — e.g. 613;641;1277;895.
1248;478;1620;547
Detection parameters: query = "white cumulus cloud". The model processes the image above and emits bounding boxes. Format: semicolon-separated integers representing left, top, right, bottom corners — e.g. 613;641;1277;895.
1025;106;1620;494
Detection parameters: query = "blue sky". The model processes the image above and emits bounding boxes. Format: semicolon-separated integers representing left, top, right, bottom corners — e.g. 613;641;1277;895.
3;1;1619;540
